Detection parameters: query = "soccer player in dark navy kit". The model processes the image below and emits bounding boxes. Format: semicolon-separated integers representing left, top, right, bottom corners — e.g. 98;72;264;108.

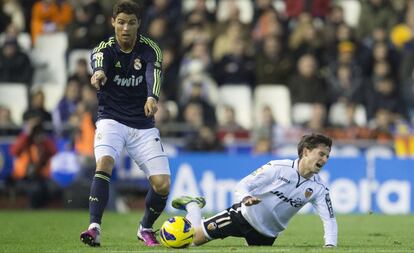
80;0;170;247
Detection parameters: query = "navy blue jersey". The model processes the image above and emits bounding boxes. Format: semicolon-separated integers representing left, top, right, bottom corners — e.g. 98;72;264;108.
90;35;162;129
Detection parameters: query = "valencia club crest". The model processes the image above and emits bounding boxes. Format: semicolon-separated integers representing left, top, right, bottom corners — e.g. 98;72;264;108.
305;188;313;199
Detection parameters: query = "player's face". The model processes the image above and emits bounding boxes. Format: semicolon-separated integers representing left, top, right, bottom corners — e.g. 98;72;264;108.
112;13;140;46
302;144;330;174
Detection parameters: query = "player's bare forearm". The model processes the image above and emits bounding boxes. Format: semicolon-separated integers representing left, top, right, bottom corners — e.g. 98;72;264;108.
242;196;261;206
91;70;107;90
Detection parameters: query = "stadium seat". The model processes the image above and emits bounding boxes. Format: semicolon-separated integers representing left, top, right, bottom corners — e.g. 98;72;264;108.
291;103;313;125
164;100;179;120
338;0;361;27
216;85;253;129
216;0;253;24
254;85;291;127
354;105;367;126
40;83;65;112
328;102;367;127
182;0;216;14
68;49;92;75
31;33;68;87
0;83;28;125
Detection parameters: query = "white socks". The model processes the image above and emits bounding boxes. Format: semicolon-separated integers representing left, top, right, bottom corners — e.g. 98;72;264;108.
185;202;202;229
89;223;101;231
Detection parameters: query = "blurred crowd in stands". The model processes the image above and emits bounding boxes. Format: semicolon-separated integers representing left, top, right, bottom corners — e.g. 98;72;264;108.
1;0;414;159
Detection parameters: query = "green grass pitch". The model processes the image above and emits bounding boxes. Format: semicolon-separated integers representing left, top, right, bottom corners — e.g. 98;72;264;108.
0;210;413;253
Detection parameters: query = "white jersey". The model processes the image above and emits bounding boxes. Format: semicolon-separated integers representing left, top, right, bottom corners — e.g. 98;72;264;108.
235;159;337;246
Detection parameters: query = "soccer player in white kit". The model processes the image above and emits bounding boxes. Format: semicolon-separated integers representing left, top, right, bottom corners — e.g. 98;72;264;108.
172;133;337;247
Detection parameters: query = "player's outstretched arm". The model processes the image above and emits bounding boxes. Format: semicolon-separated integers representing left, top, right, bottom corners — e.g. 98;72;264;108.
312;192;338;247
90;70;107;90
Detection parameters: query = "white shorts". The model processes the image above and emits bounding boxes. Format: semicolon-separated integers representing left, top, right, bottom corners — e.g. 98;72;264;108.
94;119;170;177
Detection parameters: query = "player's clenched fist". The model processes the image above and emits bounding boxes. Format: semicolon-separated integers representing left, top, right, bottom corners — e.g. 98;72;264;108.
144;97;158;117
91;70;107;90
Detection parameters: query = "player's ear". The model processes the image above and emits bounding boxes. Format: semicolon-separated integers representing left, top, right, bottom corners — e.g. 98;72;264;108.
111;17;116;28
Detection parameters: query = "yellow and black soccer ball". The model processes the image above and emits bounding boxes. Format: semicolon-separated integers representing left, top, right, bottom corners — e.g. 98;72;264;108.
159;216;194;248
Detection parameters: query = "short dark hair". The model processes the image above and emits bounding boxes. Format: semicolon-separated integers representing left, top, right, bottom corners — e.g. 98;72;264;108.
113;0;142;19
297;134;332;158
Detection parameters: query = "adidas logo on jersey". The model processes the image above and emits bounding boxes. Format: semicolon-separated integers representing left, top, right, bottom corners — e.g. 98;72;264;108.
115;61;121;68
278;176;290;183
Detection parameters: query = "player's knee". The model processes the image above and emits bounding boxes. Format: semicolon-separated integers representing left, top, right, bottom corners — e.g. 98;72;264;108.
150;175;170;195
96;155;115;174
152;181;170;195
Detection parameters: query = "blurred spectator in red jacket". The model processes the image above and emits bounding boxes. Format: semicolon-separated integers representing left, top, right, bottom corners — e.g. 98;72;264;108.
9;118;57;208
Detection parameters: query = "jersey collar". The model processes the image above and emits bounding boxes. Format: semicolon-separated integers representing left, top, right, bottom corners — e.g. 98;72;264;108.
114;35;139;53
